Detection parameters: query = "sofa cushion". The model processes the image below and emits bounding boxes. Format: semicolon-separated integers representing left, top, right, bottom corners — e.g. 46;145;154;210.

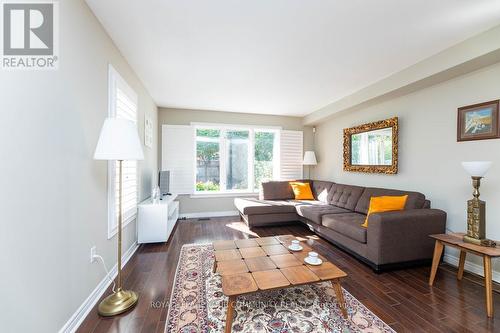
234;198;297;215
290;182;315;200
362;195;408;228
354;187;426;214
322;213;367;243
311;180;334;203
260;181;295;200
327;183;365;210
296;205;350;224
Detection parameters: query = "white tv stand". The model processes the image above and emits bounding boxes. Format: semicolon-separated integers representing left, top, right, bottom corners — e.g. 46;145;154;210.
137;194;179;244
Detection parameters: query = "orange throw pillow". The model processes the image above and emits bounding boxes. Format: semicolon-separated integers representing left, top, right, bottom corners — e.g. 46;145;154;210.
362;195;408;228
289;182;314;200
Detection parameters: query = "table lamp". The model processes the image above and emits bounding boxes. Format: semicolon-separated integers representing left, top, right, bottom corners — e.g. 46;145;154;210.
94;118;144;316
461;161;494;247
303;151;317;179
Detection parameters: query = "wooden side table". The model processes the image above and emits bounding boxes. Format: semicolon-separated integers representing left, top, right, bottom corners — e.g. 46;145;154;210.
429;233;500;318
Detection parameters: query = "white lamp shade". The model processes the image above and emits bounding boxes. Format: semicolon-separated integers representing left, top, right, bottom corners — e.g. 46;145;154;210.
303;151;317;165
94;118;144;161
461;161;492;177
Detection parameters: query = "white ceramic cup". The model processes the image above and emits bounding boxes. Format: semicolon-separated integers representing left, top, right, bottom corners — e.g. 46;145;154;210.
290;240;300;249
307;251;319;263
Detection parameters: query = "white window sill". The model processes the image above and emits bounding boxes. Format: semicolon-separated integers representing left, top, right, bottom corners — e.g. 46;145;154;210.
190;192;259;199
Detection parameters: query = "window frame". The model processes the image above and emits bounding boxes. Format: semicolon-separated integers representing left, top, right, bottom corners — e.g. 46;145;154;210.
107;65;139;239
192;123;281;195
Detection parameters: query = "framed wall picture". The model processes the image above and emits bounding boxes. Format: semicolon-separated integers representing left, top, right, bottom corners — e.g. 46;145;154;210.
457;100;499;142
145;115;153;148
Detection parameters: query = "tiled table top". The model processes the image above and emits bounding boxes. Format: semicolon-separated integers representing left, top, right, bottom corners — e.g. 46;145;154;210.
213;235;347;296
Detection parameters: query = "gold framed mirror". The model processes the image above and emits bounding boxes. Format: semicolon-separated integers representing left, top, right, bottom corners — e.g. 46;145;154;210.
343;117;398;174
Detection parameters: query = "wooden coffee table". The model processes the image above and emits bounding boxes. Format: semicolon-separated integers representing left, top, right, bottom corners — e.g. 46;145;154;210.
213;235;348;333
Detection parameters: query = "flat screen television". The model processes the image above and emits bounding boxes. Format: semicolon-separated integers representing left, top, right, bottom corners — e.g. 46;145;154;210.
158;171;170;195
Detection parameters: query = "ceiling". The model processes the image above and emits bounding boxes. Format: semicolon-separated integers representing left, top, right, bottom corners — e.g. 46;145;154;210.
86;0;500;117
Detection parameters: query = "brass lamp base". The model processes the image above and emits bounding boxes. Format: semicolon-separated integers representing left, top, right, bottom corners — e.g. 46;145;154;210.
463;235;497;248
98;289;138;316
463;235;482;245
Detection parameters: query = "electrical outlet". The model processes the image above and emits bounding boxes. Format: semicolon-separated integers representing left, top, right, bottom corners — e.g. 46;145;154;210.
90;246;97;263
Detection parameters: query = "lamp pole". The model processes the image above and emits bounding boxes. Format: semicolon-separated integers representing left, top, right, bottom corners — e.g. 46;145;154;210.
117;159;123;291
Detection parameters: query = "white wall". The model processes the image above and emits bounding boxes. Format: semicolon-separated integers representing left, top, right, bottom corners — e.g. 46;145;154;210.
0;1;158;332
314;62;500;278
159;108;312;215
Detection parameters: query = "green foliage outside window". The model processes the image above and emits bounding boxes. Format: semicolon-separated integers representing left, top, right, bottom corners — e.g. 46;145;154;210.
226;130;248;139
255;132;274;161
196;129;220;191
196;129;220;138
196;181;220;191
254;132;275;189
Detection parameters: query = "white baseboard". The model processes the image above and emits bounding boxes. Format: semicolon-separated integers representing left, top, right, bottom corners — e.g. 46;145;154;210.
179;210;239;219
443;253;500;283
58;242;140;333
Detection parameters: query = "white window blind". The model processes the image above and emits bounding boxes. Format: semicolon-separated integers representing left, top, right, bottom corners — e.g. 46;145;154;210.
107;65;139;238
279;130;303;180
162;125;195;194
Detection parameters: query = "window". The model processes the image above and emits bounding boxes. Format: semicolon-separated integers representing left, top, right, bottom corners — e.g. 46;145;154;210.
107;65;139;238
162;124;303;195
195;126;279;193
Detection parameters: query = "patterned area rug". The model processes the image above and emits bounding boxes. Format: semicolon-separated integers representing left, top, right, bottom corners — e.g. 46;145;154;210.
166;244;395;333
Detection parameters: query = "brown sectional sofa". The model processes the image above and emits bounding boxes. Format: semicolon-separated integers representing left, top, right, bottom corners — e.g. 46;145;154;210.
234;180;446;272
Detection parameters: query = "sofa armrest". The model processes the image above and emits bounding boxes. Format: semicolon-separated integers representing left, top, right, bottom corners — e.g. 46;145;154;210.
366;209;447;265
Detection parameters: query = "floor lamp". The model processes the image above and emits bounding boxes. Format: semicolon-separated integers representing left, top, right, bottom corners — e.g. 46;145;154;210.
303;151;317;179
94;118;144;316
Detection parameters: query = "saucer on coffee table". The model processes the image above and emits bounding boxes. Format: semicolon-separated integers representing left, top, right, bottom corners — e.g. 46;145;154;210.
304;257;323;266
287;245;303;252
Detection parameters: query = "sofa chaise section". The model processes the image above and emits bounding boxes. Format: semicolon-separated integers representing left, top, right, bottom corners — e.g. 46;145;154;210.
234;197;299;227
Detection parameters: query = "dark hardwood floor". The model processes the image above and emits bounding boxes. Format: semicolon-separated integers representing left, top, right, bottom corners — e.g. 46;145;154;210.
78;216;500;333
